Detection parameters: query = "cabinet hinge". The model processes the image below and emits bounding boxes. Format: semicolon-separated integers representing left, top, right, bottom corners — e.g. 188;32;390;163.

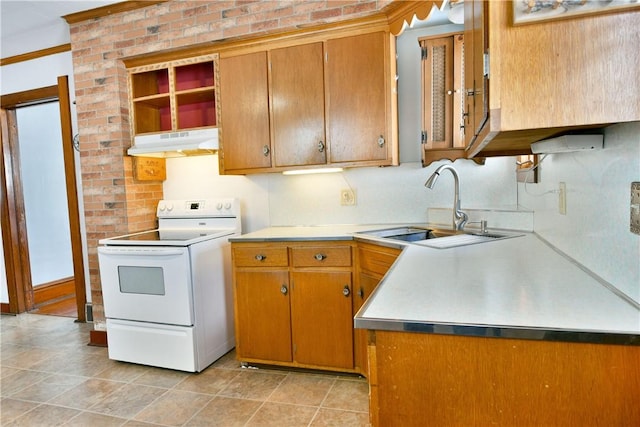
421;46;428;61
483;52;490;77
293;343;297;354
421;130;427;144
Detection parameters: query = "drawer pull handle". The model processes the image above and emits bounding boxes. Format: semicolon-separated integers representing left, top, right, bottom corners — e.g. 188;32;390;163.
255;254;266;261
358;287;364;299
342;285;351;297
280;284;288;295
263;145;270;156
314;253;326;261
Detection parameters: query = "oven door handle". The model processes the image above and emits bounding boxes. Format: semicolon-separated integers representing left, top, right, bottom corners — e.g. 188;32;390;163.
98;247;186;256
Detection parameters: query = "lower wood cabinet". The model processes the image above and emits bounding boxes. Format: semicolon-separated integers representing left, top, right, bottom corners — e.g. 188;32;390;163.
354;242;401;376
367;330;640;426
290;270;353;369
232;241;357;373
234;269;291;362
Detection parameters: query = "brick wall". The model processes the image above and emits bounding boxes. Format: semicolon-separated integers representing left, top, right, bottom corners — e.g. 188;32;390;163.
69;0;393;327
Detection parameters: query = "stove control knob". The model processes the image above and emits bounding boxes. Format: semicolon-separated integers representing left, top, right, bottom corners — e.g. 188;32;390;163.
166;203;174;211
158;202;166;211
216;203;223;210
224;202;232;210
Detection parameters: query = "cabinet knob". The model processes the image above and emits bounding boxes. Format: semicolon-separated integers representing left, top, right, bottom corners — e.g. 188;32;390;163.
377;135;385;148
280;284;288;295
255;254;266;261
342;285;351;297
314;253;326;261
318;141;325;153
263;145;270;156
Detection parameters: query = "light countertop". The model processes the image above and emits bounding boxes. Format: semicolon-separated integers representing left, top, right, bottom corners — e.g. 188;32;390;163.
230;225;640;344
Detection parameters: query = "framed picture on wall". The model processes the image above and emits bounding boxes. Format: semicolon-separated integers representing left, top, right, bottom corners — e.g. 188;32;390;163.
512;0;640;25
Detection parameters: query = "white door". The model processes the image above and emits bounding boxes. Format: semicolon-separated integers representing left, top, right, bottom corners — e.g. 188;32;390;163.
98;246;194;326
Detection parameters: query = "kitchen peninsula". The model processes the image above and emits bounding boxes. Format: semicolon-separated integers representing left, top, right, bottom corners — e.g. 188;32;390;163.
230;224;640;427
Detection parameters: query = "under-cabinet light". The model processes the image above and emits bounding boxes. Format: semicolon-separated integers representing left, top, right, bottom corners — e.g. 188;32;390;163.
282;168;344;176
530;135;603;154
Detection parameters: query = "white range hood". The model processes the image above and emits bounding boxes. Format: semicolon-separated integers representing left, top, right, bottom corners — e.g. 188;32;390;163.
128;128;219;158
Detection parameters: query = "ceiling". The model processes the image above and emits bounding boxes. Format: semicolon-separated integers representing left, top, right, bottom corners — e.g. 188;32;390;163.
0;0;120;58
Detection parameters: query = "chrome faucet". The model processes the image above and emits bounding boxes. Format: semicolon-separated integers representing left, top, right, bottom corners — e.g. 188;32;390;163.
425;164;468;231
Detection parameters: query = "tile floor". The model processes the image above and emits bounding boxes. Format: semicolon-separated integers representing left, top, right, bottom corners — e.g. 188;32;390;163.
1;313;370;426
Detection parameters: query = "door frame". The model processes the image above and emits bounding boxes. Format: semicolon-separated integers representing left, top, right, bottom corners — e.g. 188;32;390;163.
0;76;87;321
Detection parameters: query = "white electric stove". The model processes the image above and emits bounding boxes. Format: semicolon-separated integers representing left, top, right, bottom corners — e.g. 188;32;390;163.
97;198;241;372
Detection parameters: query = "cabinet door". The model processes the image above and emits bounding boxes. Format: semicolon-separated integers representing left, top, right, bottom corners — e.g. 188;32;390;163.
421;36;454;150
290;271;354;369
270;43;326;167
464;0;488;147
421;35;466;151
354;272;380;376
219;52;272;171
234;269;291;362
326;32;388;163
354;243;401;376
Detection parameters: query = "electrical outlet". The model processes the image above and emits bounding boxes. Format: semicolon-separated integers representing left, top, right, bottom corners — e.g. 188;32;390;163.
340;189;356;206
558;182;566;215
631;182;640;235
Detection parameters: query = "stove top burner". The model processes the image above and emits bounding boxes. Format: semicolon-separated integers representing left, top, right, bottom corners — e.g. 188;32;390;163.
102;228;235;246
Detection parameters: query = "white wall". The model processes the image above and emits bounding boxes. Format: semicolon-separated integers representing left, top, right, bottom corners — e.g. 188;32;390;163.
164;155;517;232
518;122;640;304
0;52;91;303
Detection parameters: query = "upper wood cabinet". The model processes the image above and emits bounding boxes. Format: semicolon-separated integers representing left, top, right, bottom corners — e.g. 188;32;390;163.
127;55;217;135
326;32;391;165
271;42;326;168
218;52;271;170
419;33;467;167
463;1;640;157
218;29;398;175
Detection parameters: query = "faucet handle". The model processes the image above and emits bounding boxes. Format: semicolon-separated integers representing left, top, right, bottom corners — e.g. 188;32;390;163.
467;220;488;234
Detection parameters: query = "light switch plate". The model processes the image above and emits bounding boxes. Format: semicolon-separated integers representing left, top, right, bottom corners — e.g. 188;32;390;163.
631;182;640;235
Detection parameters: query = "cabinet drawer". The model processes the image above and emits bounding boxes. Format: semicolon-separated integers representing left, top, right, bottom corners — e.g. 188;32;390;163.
233;246;288;267
359;246;400;277
291;246;352;267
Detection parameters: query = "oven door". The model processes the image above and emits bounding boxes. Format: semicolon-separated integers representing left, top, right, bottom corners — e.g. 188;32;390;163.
98;246;194;326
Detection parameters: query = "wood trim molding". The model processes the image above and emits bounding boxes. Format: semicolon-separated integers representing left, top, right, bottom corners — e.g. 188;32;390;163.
384;0;446;35
0;44;71;66
33;277;75;306
0;108;32;312
89;329;108;347
58;76;87;322
1;86;58;109
63;1;167;24
0;303;11;314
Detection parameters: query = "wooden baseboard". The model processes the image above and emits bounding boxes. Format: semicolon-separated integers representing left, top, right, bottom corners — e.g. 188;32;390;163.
33;277;75;305
89;329;108;347
1;302;12;314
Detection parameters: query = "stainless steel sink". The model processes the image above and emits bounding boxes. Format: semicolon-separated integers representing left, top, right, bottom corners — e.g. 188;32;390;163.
357;226;522;248
358;226;460;242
